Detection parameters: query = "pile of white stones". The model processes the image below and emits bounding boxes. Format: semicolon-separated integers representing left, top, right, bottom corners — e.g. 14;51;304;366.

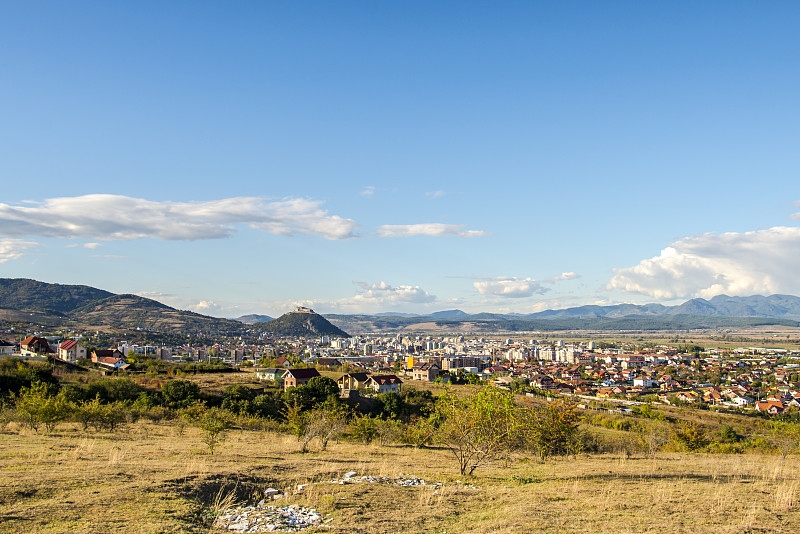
325;471;480;491
213;502;325;532
212;472;480;531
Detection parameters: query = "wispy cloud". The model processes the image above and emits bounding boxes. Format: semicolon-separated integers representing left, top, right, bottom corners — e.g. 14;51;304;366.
607;226;800;299
0;194;359;241
425;190;446;199
377;223;489;238
360;186;375;198
0;238;39;263
546;272;580;282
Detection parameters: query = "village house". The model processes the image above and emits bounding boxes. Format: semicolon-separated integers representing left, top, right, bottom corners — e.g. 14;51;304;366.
255;368;287;383
19;336;53;357
57;340;86;363
366;374;403;394
755;400;785;414
283;368;321;390
337;372;371;391
412;362;440;381
0;340;15;356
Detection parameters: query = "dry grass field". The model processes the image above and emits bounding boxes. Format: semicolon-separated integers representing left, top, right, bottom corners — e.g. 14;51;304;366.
1;419;799;534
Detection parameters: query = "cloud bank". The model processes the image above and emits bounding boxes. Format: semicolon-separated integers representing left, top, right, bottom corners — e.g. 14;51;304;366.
0;194;359;241
607;226;800;299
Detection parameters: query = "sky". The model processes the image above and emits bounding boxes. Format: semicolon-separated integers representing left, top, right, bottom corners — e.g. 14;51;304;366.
2;1;800;318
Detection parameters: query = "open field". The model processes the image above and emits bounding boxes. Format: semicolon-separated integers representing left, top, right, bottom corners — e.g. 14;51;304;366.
1;419;799;534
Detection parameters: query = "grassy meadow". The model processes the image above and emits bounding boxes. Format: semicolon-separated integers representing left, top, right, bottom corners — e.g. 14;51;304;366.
1;417;799;534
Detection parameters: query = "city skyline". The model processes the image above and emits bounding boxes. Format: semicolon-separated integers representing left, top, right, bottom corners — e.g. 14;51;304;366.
2;2;800;318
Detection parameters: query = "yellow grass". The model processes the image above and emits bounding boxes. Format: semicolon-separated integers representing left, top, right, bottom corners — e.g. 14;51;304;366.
1;421;799;533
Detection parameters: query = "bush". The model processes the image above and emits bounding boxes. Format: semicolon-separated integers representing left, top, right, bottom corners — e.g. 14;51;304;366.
434;386;520;475
13;381;70;432
673;421;710;451
349;414;380;444
162;380;201;408
522;399;583;461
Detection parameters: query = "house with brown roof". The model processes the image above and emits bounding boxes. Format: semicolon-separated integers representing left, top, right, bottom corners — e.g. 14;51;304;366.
366;374;403;394
338;372;371;391
412;362;439;381
58;340;86;363
92;349;124;363
755;400;784;414
19;336;53;357
283;368;321;390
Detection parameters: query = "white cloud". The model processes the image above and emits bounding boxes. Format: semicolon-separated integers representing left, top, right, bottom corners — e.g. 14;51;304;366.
473;277;550;298
0;238;38;263
350;281;437;305
360;186;375;198
0;194;358;241
425;190;446;199
191;300;222;314
377;223;489;238
83;242;102;249
549;272;580;282
607;226;800;299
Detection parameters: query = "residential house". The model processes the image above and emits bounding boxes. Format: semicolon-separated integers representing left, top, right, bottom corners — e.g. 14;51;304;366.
255;368;287;383
366;374;403;394
0;340;15;355
92;349;124;363
530;373;555;390
755;400;784;414
58;340;86;363
338;372;371;391
19;336;53;357
283;368;321;390
412;362;440;381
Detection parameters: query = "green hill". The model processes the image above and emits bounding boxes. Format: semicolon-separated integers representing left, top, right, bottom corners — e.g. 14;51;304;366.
0;278;113;315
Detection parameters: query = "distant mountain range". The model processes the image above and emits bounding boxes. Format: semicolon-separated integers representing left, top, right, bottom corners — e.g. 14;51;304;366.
2;278;799;337
349;294;800;322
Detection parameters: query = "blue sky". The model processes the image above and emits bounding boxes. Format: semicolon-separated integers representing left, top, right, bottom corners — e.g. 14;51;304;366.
2;1;800;317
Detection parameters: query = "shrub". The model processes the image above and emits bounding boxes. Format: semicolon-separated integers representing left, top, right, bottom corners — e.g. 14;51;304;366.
13;381;70;432
349;414;380;444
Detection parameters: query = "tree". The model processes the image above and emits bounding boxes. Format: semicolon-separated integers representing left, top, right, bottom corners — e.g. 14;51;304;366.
434;386;520;475
221;384;255;415
282;376;339;411
197;408;233;454
299;402;349;452
349;413;379;444
13;381;69;432
161;380;201;408
674;421;709;451
523;399;582;461
635;420;669;458
772;422;800;459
